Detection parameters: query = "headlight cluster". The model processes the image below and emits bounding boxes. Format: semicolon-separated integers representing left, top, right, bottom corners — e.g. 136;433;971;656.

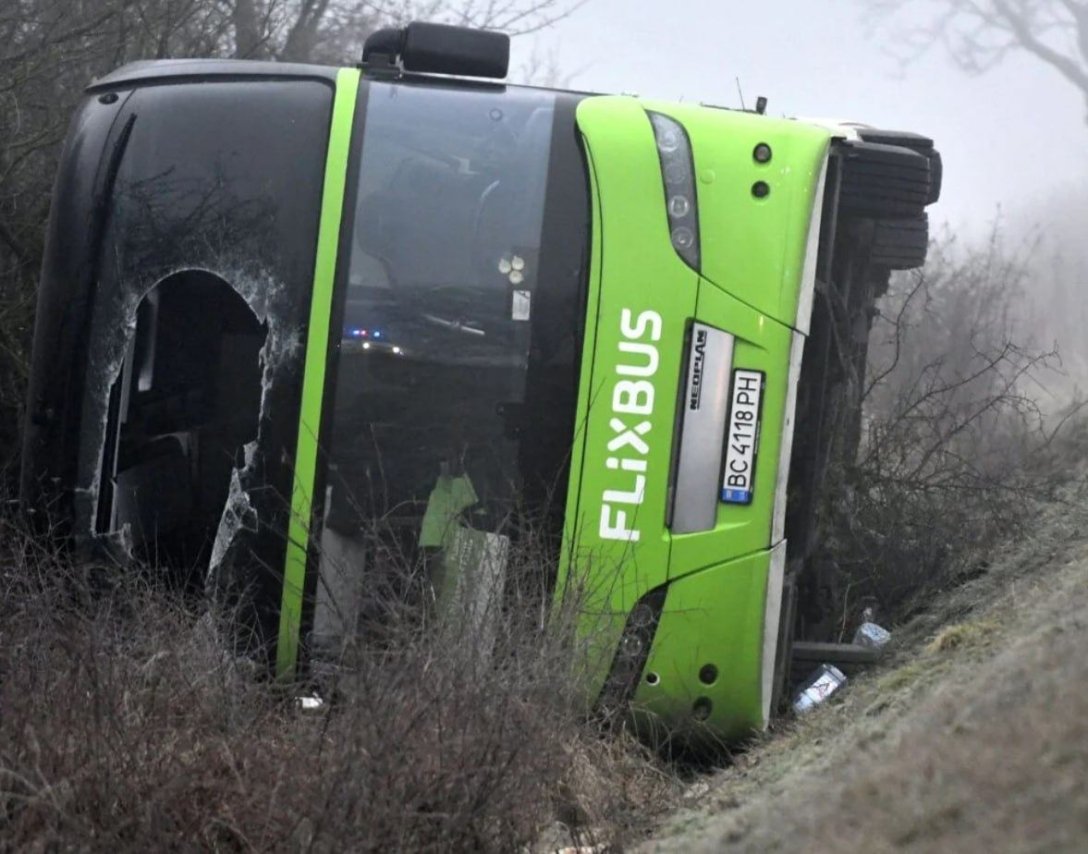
647;110;700;270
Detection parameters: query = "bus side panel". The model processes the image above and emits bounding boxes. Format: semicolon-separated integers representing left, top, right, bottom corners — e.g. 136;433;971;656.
561;96;697;697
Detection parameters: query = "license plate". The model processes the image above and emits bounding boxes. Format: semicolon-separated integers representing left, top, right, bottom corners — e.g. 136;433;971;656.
721;369;764;504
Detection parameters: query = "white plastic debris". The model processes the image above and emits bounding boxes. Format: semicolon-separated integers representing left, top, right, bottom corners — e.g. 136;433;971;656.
853;621;892;650
296;695;326;713
792;663;847;714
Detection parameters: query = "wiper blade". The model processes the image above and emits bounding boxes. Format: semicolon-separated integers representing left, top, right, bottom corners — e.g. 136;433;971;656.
422;313;485;337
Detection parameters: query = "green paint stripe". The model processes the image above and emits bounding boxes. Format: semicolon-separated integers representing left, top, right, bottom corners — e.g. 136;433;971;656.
276;68;360;678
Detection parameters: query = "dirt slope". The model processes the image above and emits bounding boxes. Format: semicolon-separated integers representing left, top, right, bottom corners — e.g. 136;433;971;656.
640;496;1088;853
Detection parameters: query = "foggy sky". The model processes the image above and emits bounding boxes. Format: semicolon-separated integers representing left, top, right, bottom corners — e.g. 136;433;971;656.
509;0;1087;238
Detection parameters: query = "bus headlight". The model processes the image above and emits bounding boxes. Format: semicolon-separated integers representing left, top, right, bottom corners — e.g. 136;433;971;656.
648;111;700;270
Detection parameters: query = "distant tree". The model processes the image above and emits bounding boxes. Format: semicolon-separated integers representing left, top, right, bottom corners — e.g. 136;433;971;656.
867;0;1088;122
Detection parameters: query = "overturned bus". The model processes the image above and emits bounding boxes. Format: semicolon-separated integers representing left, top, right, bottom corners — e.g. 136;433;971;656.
20;23;940;742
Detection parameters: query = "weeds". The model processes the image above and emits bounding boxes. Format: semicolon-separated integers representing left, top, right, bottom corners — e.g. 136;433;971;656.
0;514;677;851
822;227;1088;626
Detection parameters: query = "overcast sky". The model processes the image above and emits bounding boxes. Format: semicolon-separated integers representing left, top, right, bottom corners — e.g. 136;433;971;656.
509;0;1087;238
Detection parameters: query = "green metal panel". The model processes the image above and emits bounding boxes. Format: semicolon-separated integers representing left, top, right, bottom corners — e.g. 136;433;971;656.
668;283;793;579
632;548;770;742
557;96;698;694
560;96;831;736
276;68;360;678
643;102;830;328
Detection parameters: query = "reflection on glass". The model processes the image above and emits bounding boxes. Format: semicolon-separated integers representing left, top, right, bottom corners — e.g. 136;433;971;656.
315;81;565;657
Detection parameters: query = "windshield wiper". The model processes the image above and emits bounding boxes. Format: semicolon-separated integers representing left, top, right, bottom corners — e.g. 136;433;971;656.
422;313;485;337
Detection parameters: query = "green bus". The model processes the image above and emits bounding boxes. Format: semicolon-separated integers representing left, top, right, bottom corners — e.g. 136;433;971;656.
20;23;940;743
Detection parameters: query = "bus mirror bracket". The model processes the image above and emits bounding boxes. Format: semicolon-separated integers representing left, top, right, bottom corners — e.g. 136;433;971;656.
361;22;510;80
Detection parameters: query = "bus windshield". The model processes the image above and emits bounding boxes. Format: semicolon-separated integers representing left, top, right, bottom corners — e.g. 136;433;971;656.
316;79;588;651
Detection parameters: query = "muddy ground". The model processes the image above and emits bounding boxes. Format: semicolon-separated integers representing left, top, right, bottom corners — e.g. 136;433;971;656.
638;494;1088;852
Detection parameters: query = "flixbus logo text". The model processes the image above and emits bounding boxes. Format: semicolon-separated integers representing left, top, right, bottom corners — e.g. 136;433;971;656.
599;308;662;543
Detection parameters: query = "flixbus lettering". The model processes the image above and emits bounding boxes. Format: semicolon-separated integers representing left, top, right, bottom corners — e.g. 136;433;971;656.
600;308;662;543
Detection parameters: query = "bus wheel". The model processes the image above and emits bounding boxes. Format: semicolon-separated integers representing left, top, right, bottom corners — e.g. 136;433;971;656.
838;141;931;218
870;214;929;271
925;149;942;205
856;129;942;205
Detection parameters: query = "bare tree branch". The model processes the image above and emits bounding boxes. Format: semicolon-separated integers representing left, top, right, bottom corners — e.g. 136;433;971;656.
867;0;1088;121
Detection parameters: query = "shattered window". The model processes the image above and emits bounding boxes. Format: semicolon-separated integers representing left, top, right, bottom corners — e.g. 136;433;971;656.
77;80;331;619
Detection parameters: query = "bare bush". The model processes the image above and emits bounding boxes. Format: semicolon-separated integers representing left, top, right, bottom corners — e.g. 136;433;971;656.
0;510;675;850
864;0;1088;123
823;227;1087;624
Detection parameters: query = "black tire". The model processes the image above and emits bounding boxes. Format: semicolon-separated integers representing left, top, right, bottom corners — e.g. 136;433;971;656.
870;214;929;270
857;128;942;205
857;128;933;150
838;140;931;218
926;149;942;205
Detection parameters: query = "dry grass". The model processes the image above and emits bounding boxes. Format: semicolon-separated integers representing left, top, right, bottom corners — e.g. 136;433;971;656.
923;619;1000;654
643;485;1088;853
0;519;679;852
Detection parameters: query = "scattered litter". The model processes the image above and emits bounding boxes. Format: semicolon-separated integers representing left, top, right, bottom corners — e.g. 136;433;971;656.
853;621;892;650
792;663;847;714
296;694;326;713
